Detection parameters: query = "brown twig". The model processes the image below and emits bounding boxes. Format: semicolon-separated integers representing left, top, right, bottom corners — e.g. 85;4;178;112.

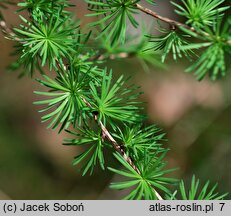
98;52;130;60
135;3;195;32
80;96;140;174
90;52;131;62
80;96;163;200
0;20;21;42
1;20;13;34
135;3;231;45
55;43;164;199
55;59;150;178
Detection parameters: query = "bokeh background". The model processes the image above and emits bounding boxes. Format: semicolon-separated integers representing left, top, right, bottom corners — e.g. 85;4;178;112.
0;0;230;199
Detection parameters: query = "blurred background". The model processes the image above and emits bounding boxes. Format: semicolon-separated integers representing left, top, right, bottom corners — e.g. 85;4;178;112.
0;0;230;199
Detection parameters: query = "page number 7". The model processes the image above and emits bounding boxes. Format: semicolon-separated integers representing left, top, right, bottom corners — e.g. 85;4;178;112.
219;203;225;211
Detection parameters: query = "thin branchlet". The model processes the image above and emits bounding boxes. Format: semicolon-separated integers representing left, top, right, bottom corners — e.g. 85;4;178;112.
0;20;19;40
135;3;194;31
135;3;231;45
90;52;130;61
80;95;163;200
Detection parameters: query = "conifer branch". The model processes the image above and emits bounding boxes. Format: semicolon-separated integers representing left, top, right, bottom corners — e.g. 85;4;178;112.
135;3;231;45
80;97;140;173
81;91;163;200
53;58;162;199
54;58;164;200
1;0;229;200
135;3;194;31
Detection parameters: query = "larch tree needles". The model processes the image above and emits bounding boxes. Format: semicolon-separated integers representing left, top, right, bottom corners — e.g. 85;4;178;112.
0;0;230;200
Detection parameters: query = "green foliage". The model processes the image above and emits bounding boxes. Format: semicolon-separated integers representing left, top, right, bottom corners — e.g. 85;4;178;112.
13;15;78;71
97;30;164;72
1;0;230;200
173;175;228;200
135;37;165;72
89;69;143;127
86;0;140;45
109;152;177;199
72;31;103;68
186;42;226;80
113;124;165;158
7;44;44;77
146;29;192;62
17;0;72;22
144;0;155;5
34;64;91;132
171;0;229;29
64;126;106;175
182;17;231;80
